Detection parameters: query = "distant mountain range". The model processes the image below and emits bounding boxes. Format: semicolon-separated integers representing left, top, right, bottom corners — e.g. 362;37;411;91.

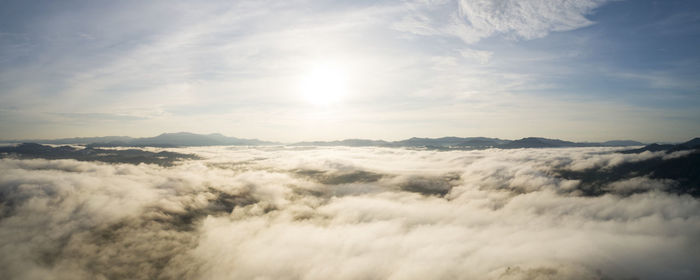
560;137;700;197
0;132;275;147
290;136;645;149
0;132;650;149
0;143;197;166
620;137;700;154
107;132;275;147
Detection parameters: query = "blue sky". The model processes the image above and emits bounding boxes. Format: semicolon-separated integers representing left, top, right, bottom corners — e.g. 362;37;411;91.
1;0;699;142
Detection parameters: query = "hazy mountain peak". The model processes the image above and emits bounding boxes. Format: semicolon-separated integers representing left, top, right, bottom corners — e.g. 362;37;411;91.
681;137;700;148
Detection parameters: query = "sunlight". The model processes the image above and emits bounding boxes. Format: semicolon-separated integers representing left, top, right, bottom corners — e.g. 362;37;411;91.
299;62;348;106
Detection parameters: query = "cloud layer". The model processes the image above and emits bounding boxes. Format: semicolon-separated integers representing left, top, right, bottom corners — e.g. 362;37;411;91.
1;146;699;279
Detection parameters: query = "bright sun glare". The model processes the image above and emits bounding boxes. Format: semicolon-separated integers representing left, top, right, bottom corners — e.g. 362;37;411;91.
300;63;347;106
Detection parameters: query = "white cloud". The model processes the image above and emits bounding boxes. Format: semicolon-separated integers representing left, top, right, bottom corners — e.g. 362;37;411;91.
1;146;698;279
396;0;610;44
459;48;494;64
605;176;673;194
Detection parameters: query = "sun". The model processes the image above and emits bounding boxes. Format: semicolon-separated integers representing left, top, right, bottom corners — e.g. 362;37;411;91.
299;63;348;106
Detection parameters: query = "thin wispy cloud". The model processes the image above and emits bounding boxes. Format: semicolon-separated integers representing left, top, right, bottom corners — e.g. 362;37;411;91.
0;0;698;140
396;0;609;43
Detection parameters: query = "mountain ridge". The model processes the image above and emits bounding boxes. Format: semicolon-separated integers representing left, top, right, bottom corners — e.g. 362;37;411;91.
0;132;654;149
620;137;700;154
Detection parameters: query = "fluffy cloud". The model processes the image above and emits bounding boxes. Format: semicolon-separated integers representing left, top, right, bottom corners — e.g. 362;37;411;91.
0;146;698;279
397;0;610;43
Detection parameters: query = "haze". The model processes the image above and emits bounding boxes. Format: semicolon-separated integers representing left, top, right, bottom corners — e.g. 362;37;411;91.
1;1;700;280
1;0;699;142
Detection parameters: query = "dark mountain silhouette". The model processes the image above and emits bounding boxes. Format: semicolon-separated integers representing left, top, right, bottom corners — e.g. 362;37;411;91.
292;139;390;147
498;137;582;149
293;136;644;149
557;150;700;197
1;133;648;149
88;132;276;147
457;138;510;147
602;140;644;146
495;137;644;149
0;143;198;166
130;132;222;146
679;137;700;149
620;137;700;154
621;144;676;153
555;137;700;197
291;137;506;148
391;137;508;148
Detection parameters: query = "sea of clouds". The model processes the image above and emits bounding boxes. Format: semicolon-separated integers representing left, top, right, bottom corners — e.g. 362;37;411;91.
1;146;698;280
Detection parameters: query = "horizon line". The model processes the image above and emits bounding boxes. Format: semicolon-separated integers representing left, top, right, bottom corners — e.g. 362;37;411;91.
1;131;689;144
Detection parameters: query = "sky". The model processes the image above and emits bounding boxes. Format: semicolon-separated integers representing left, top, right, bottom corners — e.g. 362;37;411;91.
1;0;699;142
